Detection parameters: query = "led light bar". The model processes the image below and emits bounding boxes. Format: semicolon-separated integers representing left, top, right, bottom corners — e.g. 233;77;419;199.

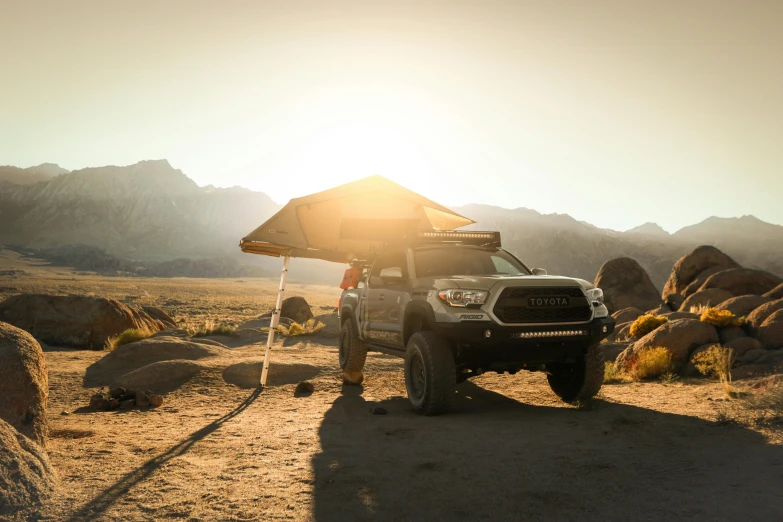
512;330;590;339
415;230;501;247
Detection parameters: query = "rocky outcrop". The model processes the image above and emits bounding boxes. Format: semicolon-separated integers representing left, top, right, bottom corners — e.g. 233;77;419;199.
724;337;763;358
757;310;783;350
664;293;685;312
0;294;169;349
680;289;734;312
662;246;741;299
0;322;48;446
698;268;783;297
616;319;719;370
714;295;770;319
594;258;662;314
764;283;783;300
0;419;56;514
612;307;644;325
746;299;783;334
280;296;314;323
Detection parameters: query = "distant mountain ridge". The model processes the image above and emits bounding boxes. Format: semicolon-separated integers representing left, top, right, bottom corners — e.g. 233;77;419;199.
1;159;782;288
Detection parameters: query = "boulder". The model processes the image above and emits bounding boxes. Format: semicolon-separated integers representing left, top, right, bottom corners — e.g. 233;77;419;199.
117;360;206;388
763;283;783;300
681;266;730;298
715;295;770;319
719;326;747;344
698;268;783;297
0;322;48;446
680;289;734;313
662;246;741;299
616;319;719;370
607;322;632;343
757;309;783;350
0;419;56;514
740;348;768;365
0;294;168;349
594;258;662;314
746;299;783;335
661;311;700;321
664;293;685;312
725;337;763;359
599;342;630;363
611;307;644;325
646;304;672;316
280;296;313;323
140;306;177;328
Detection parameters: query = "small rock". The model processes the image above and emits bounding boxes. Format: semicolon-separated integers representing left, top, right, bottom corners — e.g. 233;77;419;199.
135;391;151;408
371;407;387;415
118;393;137;402
294;381;315;396
119;399;135;411
89;395;110;411
343;371;364;385
108;399;121;410
61;410;70;416
109;387;127;399
149;394;163;408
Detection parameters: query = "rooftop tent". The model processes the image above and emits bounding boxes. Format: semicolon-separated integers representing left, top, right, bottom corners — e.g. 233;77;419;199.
240;174;473;387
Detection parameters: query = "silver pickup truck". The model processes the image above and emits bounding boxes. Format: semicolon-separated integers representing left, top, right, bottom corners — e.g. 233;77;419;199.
338;231;615;415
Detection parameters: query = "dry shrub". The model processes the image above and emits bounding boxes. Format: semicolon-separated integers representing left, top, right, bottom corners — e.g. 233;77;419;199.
603;361;626;384
285;318;325;337
629;314;668;338
689;304;710;315
627;347;673;381
692;345;735;396
105;327;154;351
192;320;236;337
700;308;743;328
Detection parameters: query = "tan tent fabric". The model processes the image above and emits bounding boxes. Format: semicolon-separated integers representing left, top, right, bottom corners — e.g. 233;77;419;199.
240;175;473;262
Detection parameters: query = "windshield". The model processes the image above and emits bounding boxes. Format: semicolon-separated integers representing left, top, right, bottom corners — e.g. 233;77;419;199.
413;247;530;278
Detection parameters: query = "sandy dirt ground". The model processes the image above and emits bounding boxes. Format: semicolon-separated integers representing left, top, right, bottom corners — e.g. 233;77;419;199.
3;249;783;521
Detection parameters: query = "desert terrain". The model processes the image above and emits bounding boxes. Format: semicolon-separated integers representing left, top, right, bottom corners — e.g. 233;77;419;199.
2;248;783;521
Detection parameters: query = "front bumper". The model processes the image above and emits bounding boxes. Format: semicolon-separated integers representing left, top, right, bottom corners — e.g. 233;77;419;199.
432;316;616;347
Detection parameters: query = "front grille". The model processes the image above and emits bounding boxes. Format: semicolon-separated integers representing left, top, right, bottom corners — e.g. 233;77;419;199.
493;287;592;324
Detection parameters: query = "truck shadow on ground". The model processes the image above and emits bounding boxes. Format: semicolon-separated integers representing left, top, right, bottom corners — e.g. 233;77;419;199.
312;382;783;522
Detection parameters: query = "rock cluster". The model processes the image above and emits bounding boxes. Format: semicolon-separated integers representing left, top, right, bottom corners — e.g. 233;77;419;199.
89;387;164;412
599;245;783;379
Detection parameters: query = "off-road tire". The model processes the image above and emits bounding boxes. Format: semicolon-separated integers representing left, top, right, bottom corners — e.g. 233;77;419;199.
404;332;456;415
339;317;367;372
546;343;604;403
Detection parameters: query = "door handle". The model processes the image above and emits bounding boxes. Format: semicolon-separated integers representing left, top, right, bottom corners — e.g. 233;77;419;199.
378;294;386;301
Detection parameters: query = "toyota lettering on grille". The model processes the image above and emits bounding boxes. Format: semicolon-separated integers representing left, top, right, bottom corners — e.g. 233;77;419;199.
527;296;570;307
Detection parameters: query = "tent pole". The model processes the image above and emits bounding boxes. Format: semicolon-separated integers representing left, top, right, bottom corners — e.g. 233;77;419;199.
260;254;291;389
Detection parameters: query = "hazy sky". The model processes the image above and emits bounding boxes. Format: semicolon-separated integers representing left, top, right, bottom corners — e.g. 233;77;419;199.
1;0;781;232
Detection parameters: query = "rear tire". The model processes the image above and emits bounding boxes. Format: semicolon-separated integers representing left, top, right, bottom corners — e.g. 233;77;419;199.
546;343;604;403
404;332;456;415
339;317;367;373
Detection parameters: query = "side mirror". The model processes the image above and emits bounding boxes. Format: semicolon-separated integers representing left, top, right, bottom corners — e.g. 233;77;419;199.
379;267;403;283
532;267;547;276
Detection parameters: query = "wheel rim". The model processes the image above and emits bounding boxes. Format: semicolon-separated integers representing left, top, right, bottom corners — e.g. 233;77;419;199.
409;350;426;400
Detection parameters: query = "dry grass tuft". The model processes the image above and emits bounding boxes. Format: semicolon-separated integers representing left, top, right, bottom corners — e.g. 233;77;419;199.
284;318;325;337
689;304;710;315
629;314;668;338
603;361;626;384
627;347;673;381
105;327;154;351
700;308;744;328
692;345;736;396
192;320;236;337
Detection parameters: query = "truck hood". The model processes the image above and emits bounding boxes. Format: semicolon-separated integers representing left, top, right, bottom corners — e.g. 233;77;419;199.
421;274;595;292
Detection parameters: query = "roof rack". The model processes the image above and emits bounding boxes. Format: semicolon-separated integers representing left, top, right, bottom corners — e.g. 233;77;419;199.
413;230;502;248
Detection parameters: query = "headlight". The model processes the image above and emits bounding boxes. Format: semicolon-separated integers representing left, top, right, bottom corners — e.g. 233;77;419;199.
438;289;489;307
586;288;604;306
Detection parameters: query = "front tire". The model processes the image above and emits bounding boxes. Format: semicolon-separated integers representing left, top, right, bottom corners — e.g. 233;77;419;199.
546;343;604;403
404;332;456;415
339;317;367;375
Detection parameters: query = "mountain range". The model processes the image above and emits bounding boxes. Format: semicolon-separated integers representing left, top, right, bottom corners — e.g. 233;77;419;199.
2;160;782;288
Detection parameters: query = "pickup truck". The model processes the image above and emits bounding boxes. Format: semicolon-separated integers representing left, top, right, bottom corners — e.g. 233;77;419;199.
338;231;615;415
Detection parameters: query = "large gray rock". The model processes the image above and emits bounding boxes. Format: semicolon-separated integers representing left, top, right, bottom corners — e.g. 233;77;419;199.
719;326;747;344
599;342;630;363
612;307;644;325
681;266;729;298
662;246;741;299
726;337;764;359
0;322;48;447
0;419;56;514
757;310;783;350
746;299;783;335
680;289;734;313
698;268;783;297
664;293;685;312
594;258;661;314
0;294;168;349
715;295;770;319
616;319;719;370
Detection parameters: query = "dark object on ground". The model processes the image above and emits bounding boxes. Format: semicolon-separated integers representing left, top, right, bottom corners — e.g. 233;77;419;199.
280;296;314;323
371;407;388;415
294;381;315;396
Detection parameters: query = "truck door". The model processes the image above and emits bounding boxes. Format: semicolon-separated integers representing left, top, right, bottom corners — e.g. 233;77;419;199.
365;251;409;348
